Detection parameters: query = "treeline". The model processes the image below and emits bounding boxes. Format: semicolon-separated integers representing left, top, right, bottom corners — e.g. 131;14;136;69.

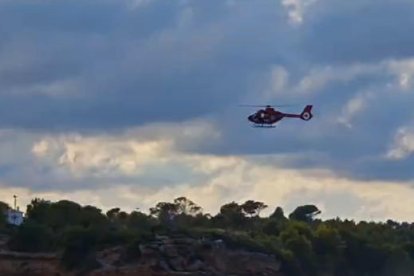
1;197;414;275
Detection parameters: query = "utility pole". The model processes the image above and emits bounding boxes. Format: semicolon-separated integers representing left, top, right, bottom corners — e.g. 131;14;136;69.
12;195;18;225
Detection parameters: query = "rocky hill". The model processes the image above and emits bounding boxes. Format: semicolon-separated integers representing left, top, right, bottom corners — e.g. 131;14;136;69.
0;234;284;276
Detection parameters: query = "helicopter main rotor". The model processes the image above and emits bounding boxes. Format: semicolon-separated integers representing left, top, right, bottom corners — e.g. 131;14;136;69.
238;104;296;108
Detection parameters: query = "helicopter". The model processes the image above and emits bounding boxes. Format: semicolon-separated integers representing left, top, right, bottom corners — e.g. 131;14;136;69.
241;104;313;127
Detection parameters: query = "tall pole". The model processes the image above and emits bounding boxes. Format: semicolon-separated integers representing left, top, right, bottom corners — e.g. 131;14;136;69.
13;195;17;210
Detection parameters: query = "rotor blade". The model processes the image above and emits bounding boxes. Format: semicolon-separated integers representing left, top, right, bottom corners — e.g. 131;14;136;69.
238;104;296;107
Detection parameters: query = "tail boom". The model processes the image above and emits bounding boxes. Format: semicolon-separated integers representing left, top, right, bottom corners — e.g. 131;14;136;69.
283;105;313;121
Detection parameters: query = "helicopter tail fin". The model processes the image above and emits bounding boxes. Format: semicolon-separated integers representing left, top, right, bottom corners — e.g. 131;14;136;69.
300;105;313;121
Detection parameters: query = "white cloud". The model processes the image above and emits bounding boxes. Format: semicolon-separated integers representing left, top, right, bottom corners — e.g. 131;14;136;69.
31;120;222;178
1;0;414;224
2;161;414;222
263;57;414;99
56;138;170;176
295;63;382;94
1;78;85;99
337;91;374;128
386;127;414;160
31;139;49;157
260;62;381;100
281;0;319;25
0;118;410;222
386;58;414;91
261;65;290;99
123;0;154;10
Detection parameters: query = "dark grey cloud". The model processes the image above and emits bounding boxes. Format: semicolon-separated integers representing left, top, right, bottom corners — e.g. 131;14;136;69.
300;0;414;64
0;0;293;132
0;0;413;187
208;77;414;181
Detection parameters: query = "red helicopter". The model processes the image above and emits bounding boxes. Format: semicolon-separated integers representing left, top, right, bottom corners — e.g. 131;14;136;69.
241;104;313;127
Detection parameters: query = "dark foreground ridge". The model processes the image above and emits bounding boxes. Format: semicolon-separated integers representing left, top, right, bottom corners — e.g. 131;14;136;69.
1;197;414;275
0;233;282;275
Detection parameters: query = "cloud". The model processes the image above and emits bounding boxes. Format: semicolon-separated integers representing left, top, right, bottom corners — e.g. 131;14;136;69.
0;0;414;221
123;0;155;10
281;0;319;26
0;0;413;132
386;58;414;91
0;118;411;221
294;64;381;94
215;55;414;181
300;0;414;64
2;159;414;222
25;120;222;189
337;91;375;128
386;127;414;160
264;58;414;99
0;0;238;131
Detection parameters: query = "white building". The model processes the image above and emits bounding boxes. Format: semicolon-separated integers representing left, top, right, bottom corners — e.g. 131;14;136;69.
6;208;24;226
3;195;24;226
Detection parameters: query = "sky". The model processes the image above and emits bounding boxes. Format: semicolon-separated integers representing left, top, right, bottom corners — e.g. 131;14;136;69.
1;0;414;222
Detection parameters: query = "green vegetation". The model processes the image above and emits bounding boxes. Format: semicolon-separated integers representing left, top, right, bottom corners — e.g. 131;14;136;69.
1;197;414;275
0;201;10;229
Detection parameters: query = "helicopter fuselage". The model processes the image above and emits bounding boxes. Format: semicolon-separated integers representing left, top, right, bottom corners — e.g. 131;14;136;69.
247;105;313;126
247;108;284;125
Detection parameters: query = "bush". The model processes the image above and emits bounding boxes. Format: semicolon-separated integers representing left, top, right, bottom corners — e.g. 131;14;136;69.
60;226;99;270
121;231;154;263
8;221;55;252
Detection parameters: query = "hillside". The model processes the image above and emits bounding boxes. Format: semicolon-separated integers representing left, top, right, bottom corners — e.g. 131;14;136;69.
1;197;414;275
0;233;283;275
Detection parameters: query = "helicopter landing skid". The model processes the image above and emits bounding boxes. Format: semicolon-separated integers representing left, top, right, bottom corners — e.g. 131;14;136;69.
252;124;275;128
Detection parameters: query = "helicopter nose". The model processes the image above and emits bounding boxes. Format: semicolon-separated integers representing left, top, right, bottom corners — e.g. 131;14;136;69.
248;115;255;122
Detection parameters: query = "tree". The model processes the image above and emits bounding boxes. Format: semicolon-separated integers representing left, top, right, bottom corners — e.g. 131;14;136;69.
217;201;246;229
285;233;316;275
262;220;283;236
149;197;203;228
79;205;107;228
150;202;178;217
26;199;83;231
8;221;55;252
49;200;82;230
280;222;317;275
173;197;202;216
128;211;154;230
0;201;10;212
220;201;242;216
313;223;343;261
118;211;128;221
61;226;100;271
25;198;110;232
269;206;287;221
25;198;52;224
106;208;120;220
0;201;10;227
149;202;179;227
241;200;268;217
289;205;321;222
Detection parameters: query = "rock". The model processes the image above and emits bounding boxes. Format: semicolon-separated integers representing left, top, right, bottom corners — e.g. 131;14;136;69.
157;260;172;272
139;245;158;258
168;256;186;271
96;247;123;267
186;259;205;272
0;235;284;276
160;245;179;258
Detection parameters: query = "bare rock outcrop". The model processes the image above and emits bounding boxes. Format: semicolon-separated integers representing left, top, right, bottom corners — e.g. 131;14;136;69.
91;234;283;276
0;234;284;276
